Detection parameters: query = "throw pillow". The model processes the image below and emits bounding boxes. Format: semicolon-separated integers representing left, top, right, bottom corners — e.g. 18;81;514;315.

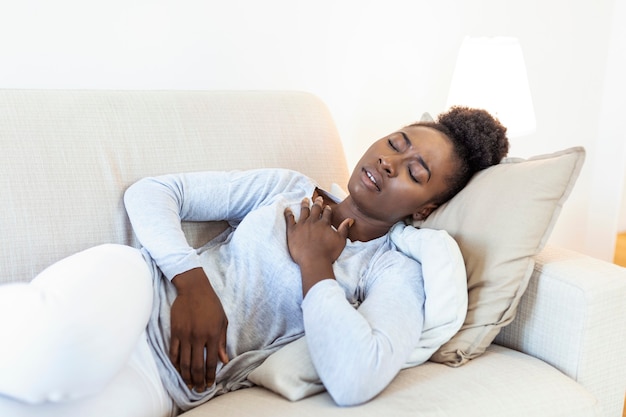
418;146;585;366
248;337;325;401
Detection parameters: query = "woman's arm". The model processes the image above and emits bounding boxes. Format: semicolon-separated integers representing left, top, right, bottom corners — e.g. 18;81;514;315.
124;171;238;392
284;197;424;406
124;169;315;280
301;266;423;406
125;168;316;392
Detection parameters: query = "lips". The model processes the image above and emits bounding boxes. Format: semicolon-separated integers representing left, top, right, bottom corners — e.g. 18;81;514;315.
362;168;381;191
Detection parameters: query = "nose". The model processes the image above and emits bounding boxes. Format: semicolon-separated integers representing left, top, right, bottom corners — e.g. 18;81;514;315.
379;154;398;177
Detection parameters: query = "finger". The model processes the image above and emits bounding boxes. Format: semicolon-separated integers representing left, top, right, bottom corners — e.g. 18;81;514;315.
191;343;207;391
337;217;354;240
284;207;296;227
299;197;311;220
310;196;324;219
204;342;218;387
321;204;333;223
169;337;181;371
218;326;229;365
179;342;192;388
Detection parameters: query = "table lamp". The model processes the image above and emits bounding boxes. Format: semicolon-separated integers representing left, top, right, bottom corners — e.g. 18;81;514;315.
446;36;536;138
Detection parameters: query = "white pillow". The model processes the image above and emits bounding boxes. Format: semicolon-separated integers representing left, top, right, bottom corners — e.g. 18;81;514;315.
389;226;467;367
247;337;324;401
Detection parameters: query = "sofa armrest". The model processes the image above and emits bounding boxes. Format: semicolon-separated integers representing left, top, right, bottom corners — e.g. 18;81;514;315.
495;245;626;417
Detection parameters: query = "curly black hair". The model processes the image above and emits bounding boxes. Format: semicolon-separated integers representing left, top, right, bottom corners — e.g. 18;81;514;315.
411;106;509;205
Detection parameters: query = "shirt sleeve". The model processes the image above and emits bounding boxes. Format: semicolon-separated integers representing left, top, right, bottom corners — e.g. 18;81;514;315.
300;249;425;406
124;168;314;280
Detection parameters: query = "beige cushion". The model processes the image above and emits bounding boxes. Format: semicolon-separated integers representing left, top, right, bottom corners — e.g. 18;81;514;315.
419;147;586;366
248;337;324;401
191;345;599;417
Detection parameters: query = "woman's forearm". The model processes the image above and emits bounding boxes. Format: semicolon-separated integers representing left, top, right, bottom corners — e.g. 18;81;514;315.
297;259;335;297
301;280;419;406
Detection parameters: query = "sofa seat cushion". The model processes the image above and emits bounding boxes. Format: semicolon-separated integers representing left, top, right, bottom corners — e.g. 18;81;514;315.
179;345;598;417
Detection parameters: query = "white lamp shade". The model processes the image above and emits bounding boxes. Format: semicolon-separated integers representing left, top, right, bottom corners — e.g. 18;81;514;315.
447;37;536;138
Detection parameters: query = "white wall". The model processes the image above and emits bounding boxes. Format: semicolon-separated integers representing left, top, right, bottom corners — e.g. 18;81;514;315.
1;0;623;260
583;0;626;257
619;168;626;232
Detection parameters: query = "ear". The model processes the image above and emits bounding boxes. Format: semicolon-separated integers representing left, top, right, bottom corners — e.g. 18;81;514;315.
412;203;438;221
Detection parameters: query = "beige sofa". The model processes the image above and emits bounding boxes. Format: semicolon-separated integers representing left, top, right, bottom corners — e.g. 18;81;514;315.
1;90;625;416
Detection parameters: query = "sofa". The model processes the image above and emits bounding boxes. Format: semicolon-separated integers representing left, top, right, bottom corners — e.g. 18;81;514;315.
1;89;624;417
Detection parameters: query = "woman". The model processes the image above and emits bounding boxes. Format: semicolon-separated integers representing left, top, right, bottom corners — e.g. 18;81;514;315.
0;106;508;417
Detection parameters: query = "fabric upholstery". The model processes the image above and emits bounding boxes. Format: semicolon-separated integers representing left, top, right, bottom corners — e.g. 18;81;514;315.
496;245;626;417
182;345;599;417
0;90;349;283
2;90;623;417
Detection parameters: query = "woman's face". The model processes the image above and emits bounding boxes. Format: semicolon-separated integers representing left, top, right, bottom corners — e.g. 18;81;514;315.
348;125;458;224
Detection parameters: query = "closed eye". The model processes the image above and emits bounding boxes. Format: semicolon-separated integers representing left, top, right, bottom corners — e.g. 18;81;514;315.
388;136;408;152
409;165;422;184
389;137;423;183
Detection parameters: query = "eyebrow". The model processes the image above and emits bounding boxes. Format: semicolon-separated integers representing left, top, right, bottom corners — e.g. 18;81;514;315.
400;131;432;181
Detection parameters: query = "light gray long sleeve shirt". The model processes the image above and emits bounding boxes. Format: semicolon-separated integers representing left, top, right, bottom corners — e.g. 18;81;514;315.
124;169;425;412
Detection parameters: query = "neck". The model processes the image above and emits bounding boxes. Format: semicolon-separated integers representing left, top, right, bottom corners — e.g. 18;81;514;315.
332;196;395;242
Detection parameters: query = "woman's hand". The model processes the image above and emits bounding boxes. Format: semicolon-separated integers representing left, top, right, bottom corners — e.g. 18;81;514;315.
170;267;229;392
284;196;353;296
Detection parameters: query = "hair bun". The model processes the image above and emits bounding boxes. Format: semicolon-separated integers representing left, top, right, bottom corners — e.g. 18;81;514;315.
437;106;509;173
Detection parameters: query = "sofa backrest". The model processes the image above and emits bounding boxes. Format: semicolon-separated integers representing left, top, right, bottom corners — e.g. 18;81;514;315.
0;90;350;283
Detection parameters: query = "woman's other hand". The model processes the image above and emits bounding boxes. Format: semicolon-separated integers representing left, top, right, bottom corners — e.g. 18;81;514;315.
284;196;353;296
170;268;229;392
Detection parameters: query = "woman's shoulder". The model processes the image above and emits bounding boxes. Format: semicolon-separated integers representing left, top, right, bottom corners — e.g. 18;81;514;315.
375;240;422;272
243;167;315;184
353;235;422;288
